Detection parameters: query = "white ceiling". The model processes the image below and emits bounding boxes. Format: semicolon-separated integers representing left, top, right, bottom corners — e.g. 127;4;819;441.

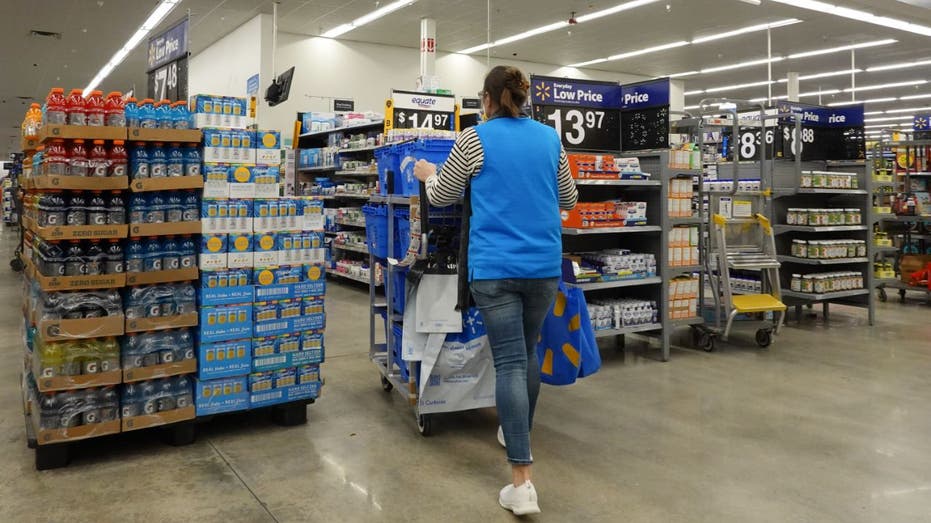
4;0;931;157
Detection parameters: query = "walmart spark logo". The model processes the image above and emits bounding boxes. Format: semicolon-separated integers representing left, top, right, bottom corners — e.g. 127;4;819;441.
915;116;928;130
534;83;551;102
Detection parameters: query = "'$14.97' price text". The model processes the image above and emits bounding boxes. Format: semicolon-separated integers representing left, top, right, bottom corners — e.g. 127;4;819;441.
396;111;450;129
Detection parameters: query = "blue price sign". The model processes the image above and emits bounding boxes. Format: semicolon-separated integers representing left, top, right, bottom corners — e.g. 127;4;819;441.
530;75;622;152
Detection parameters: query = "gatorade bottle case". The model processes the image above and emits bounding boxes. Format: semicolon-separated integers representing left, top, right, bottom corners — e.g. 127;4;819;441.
195;375;249;416
198;338;252;381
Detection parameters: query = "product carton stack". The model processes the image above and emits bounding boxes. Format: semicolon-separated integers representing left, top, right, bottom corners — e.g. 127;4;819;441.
191;95;325;415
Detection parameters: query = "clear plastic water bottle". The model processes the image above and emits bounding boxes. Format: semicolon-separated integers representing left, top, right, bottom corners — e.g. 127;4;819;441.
173;375;193;409
125;237;145;273
172;101;191;130
144;238;163;272
140;380;158;415
146;193;166;223
167;143;184;177
162;236;181;271
99;386;119;421
183;145;201;177
157;378;177;412
149;142;167;178
173;329;195;361
124;97;140;127
121;383;141;418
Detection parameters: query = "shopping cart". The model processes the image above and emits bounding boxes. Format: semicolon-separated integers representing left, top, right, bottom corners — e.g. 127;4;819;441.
699;211;786;348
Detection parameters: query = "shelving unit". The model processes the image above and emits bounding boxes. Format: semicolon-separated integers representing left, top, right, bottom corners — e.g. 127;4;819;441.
772;159;875;324
296;118;383;287
870;133;931;304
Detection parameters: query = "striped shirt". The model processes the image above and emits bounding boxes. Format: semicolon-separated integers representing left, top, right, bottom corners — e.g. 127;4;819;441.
425;126;578;209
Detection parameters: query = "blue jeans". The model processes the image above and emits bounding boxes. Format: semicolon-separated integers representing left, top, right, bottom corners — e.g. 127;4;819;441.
470;277;559;465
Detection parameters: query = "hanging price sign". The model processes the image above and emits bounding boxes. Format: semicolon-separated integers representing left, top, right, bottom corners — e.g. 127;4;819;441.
530;75;621;152
776;102;865;161
385;90;457;133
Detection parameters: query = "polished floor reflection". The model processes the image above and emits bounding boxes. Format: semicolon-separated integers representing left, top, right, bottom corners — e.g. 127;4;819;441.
2;227;930;522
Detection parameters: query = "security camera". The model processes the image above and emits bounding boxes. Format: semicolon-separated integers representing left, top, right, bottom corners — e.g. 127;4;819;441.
568;11;578;24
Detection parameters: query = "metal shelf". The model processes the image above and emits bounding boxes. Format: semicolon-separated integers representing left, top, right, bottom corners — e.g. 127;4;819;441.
872;246;899;253
880;215;931;222
874;278;902;286
774;225;868;233
776;255;869;265
298;120;384;140
332;243;369;255
566;276;661;291
338;145;381;154
298;165;338;173
795;188;868;195
781;289;870;301
335;219;366;228
329;193;372;200
334;170;379;177
574;179;660;186
667;264;703;275
667;316;704;326
669;216;702;225
593;323;663;338
327;268;376;285
562;225;662;235
368;195;412;205
896;171;931;177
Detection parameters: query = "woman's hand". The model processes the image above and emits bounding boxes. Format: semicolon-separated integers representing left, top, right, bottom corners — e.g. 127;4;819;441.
414;159;437;182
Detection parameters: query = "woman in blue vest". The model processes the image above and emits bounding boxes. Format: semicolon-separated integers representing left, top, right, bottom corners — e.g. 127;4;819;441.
415;65;578;516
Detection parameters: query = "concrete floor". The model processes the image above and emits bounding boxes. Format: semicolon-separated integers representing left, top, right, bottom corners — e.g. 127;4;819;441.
2;226;931;522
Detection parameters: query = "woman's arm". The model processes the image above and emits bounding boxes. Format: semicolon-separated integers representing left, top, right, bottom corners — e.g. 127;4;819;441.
415;127;483;207
557;148;578;210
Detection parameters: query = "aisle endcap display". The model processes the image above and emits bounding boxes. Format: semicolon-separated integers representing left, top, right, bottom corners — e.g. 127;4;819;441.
24;175;128;191
131;176;204;192
127;128;202;143
38;125;126;143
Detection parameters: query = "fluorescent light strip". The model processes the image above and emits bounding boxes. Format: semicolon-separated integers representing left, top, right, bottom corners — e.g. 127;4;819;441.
886;106;931;114
704;80;775;94
900;93;931;100
84;0;181;95
567;19;798;68
771;0;931;38
867;59;931;72
865;123;913;129
775;69;861;82
864;111;885;115
843;80;927;93
322;0;416;38
459;0;659;54
692;18;801;44
702;57;784;74
864;115;916;123
788;39;897;59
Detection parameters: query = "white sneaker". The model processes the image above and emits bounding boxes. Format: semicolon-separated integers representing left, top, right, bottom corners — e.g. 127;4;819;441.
497;426;506;448
499;481;541;516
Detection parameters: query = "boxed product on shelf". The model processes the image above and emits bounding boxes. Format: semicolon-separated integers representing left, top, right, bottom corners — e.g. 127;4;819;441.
668;226;699;267
199;268;254;306
253;297;325;337
588;299;659;331
195;375;249;415
567;153;648;179
120;376;195;431
668;144;700;170
202;129;256;164
129;142;201;181
127;190;200;225
227;232;254;268
251;231;326;266
252;331;324;372
789;240;867;259
248;367;321;409
255;130;282;165
198;302;254;343
668;275;700;319
253;263;326;300
33;336;122;391
124;236;197;274
562;250;656;283
561;200;648;228
786;208;863;227
668;178;694;217
198;338;252;380
190;95;249;129
702;179;762;193
201;198;253;234
200;233;228;269
729;276;762;295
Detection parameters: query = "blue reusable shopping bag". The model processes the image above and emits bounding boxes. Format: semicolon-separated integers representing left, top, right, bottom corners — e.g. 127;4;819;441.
536;282;600;386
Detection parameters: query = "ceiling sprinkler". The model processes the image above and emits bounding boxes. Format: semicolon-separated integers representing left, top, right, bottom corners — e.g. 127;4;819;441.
568;11;578;25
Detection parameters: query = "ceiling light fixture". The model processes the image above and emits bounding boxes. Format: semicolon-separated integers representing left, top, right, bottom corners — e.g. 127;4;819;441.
322;0;416;38
775;68;862;82
459;0;659;54
899;93;931;100
788;39;898;59
864;115;916;122
866;59;931;72
885;105;931;113
691;18;801;44
770;0;931;37
566;19;799;69
843;79;928;93
83;0;181;96
704;80;775;94
702;57;784;74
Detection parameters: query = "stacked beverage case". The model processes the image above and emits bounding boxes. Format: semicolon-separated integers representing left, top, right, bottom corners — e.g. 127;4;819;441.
19;89;320;467
192;94;324;414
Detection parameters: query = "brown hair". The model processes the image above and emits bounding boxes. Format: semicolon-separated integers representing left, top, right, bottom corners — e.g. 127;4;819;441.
483;65;530;118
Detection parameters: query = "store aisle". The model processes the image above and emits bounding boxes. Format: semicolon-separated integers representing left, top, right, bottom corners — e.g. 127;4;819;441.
3;226;931;522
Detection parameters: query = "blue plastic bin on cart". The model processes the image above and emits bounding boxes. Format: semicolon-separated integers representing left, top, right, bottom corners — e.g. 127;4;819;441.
391;324;409;382
395;139;455;196
362;204;389;258
391;267;407;314
394;207;411;259
373;145;399;196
